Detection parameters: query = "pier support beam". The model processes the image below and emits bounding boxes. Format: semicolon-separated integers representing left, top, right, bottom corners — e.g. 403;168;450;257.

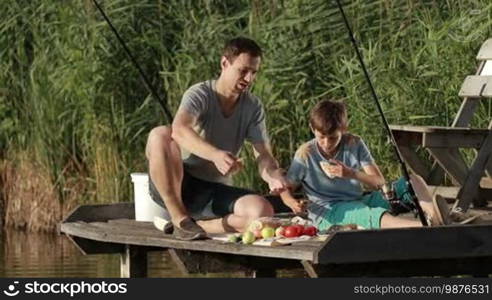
120;245;147;278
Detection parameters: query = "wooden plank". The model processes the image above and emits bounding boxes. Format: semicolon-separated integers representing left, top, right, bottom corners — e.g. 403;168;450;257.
90;221;167;238
454;131;492;212
108;219;156;229
452;98;480;127
423;131;487;148
102;219;323;247
427;185;460;199
390;125;489;134
426;148;468;185
251;269;277;278
397;146;430;179
315;225;492;264
63;202;134;223
65;235;124;255
167;249;300;276
458;76;492;98
60;222;319;261
120;245;147;278
301;260;319;278
487;121;492;178
427;161;445;185
391;129;422;146
168;249;191;276
95;219;324;248
477;39;492;60
311;257;492;277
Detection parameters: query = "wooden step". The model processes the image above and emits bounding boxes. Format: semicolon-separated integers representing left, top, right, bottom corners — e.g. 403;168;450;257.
389;125;491;148
477;38;492;60
428;178;492;198
389;125;490;133
480;60;492;76
459;75;492;97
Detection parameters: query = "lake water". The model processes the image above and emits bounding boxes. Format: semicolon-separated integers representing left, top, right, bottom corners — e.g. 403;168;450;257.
0;229;305;278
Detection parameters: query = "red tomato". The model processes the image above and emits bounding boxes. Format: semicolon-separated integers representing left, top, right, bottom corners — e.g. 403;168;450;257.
284;226;299;238
293;224;305;236
303;226;318;236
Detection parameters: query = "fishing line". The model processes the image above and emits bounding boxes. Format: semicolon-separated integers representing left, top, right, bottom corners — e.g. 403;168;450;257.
334;0;428;225
92;0;173;123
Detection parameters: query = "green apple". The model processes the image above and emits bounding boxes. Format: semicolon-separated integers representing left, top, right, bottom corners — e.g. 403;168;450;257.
242;231;256;244
275;226;285;237
227;234;239;243
261;227;275;239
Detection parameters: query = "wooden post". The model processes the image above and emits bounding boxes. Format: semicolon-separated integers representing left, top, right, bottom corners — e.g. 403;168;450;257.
247;269;277;278
301;260;319;278
454;131;492;211
120;245;147;278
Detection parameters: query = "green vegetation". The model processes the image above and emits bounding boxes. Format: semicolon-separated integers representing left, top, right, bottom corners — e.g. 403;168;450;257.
1;0;491;231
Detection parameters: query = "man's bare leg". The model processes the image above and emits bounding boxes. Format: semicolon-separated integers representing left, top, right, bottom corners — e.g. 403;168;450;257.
146;126;188;226
196;194;274;233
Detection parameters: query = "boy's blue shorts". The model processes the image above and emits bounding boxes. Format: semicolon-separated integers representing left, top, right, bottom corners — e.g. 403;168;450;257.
317;177;413;230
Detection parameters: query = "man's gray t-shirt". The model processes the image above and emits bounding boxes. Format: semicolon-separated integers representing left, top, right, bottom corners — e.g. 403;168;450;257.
178;80;269;185
286;135;375;225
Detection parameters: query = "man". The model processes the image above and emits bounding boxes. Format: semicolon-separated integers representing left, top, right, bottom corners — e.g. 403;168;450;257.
145;37;288;240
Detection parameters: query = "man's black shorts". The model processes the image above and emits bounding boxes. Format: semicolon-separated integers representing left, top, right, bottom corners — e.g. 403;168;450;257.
149;171;255;219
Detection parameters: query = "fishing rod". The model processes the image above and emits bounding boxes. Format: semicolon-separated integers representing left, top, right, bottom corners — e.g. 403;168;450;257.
92;0;173;123
334;0;428;226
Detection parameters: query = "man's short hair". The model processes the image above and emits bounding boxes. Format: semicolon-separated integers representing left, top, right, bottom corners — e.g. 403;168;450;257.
222;37;262;62
309;99;348;134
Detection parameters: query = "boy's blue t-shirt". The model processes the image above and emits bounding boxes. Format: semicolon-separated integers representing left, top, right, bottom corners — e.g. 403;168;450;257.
286;134;375;224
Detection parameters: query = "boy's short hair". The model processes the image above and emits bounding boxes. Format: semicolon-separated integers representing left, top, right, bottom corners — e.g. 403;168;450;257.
222;37;262;62
309;99;348;134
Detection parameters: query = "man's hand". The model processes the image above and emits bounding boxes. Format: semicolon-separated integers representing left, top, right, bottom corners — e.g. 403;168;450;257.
266;168;289;194
212;150;240;175
321;159;356;179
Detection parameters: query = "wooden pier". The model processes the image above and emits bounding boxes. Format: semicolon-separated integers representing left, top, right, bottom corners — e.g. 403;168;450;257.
59;202;492;278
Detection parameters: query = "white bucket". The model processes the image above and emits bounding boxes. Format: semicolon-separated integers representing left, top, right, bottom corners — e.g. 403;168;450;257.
130;172;170;222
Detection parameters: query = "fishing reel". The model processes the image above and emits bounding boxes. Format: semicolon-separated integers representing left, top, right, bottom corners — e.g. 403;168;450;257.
381;182;416;216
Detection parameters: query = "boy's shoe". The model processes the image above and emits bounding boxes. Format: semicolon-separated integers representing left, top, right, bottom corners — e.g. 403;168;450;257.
173;218;208;241
429;195;451;226
388;198;416;215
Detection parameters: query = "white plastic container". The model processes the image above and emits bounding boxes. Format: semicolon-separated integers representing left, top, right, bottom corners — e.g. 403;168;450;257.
130;172;170;222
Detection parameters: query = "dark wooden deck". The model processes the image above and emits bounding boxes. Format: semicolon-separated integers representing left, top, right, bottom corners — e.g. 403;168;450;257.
59;202;492;277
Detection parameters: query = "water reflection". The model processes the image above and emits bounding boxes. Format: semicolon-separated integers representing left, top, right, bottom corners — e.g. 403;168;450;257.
1;229;120;277
0;229;305;278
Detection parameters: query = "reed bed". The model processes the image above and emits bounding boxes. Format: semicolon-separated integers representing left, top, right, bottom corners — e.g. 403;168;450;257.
0;0;491;231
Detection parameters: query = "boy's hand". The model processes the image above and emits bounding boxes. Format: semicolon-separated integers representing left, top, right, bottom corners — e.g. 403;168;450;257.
284;198;308;214
228;158;244;175
322;159;356;179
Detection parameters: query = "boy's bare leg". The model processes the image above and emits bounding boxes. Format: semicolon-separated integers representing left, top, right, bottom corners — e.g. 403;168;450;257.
380;213;422;228
146;126;188;225
196;194;274;233
380;174;449;228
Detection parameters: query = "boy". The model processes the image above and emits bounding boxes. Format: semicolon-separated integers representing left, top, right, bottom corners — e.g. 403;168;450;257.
280;99;449;230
